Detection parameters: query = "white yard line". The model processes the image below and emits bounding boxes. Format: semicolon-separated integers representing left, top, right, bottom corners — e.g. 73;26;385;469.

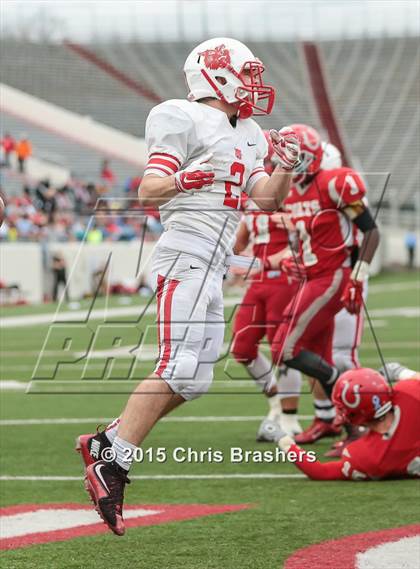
1;338;416;371
1;280;418;328
0;474;306;481
0;415;314;426
368;281;419;293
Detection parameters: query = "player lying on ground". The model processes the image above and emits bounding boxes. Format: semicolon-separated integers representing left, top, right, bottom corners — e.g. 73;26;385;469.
266;125;380;447
76;37;302;536
275;366;420;480
230;133;303;440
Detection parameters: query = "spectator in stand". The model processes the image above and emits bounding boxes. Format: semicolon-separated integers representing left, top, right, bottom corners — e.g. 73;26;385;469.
15;135;32;173
124;175;142;196
1;133;15;167
405;231;417;269
51;253;68;302
100;159;116;187
15;213;35;240
87;225;103;243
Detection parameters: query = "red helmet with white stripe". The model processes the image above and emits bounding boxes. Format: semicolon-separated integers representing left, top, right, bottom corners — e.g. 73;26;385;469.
289;124;323;181
332;368;393;426
184;38;275;119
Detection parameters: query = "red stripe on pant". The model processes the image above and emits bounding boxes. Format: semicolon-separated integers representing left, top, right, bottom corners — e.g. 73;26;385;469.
105;418;120;432
156;275;180;377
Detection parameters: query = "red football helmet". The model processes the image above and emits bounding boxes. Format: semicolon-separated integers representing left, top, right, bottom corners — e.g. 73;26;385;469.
332;368;393;426
289;124;323;182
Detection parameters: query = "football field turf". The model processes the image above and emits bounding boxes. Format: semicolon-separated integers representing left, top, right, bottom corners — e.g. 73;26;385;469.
1;270;419;568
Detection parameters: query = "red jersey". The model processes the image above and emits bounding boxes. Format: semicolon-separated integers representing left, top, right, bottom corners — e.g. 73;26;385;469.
283;167;366;278
244;211;289;282
341;380;420;480
290;380;420;481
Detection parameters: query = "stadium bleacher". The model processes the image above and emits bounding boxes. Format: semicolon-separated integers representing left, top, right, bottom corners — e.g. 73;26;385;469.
1;37;419;208
321;37;420;208
1;113;139;182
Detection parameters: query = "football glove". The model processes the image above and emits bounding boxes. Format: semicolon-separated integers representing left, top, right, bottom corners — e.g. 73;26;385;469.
378;362;417;382
341;279;364;314
174;153;215;193
279;255;306;281
341;260;368;314
269;127;301;171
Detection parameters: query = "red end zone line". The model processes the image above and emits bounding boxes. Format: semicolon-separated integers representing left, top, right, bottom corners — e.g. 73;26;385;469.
0;503;251;550
284;524;420;569
302;41;351;167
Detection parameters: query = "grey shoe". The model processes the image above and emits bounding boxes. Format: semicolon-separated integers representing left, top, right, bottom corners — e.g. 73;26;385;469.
256;418;283;443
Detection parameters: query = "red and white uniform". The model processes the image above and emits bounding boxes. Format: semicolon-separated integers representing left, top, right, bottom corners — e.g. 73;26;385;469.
144;99;268;399
333;221;368;371
271;167;367;365
232;211;299;361
288;380;420;480
145;99;268;264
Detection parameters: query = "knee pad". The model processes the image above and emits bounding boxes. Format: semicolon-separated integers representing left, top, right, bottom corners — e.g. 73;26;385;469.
160;352;213;401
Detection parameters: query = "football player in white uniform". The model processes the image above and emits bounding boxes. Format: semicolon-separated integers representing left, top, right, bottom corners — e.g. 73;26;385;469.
76;37;301;535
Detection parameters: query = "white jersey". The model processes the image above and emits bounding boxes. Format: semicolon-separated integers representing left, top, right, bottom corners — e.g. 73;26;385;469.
144;99;268;263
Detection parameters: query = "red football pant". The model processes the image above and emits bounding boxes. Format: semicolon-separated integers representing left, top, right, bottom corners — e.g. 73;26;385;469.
232;278;300;363
271;268;351;366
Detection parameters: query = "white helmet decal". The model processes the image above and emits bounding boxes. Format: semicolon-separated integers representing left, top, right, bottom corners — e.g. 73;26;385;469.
341;382;361;409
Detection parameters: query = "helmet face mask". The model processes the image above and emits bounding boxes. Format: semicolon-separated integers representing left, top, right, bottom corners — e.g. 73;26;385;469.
184;38;275;118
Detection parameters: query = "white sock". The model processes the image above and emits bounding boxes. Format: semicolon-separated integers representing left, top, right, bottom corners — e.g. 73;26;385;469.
280;413;303;436
277;367;302;399
314;398;336;422
111;435;137;471
104;417;120;444
246;352;277;394
267;393;282;421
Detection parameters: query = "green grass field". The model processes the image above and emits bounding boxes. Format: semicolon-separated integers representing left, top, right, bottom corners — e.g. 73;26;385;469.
1;270;419;568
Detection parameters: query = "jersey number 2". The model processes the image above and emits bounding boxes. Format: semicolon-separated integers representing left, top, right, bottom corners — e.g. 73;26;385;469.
223;162;245;209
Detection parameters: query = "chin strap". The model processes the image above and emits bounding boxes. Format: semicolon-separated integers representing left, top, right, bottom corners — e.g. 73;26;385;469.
237;101;253;119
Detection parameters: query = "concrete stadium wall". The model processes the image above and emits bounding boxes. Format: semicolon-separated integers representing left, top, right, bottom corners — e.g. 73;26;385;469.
0;83;148;169
1;240;156;304
1;227;418;304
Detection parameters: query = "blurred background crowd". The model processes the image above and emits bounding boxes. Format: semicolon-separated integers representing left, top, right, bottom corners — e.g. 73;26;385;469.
0;133;162;244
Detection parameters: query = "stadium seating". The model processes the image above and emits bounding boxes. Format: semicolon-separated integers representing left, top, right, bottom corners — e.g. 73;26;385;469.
321;37;419;208
1;113;139;183
2;37;418;209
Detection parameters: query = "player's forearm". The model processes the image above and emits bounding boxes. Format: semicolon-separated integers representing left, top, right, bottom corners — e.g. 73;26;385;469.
251;167;292;211
286;443;345;481
358;227;380;265
138;175;178;207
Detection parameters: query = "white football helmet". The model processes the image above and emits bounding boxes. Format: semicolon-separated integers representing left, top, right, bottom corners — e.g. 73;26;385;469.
184;37;275;119
321;141;343;170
